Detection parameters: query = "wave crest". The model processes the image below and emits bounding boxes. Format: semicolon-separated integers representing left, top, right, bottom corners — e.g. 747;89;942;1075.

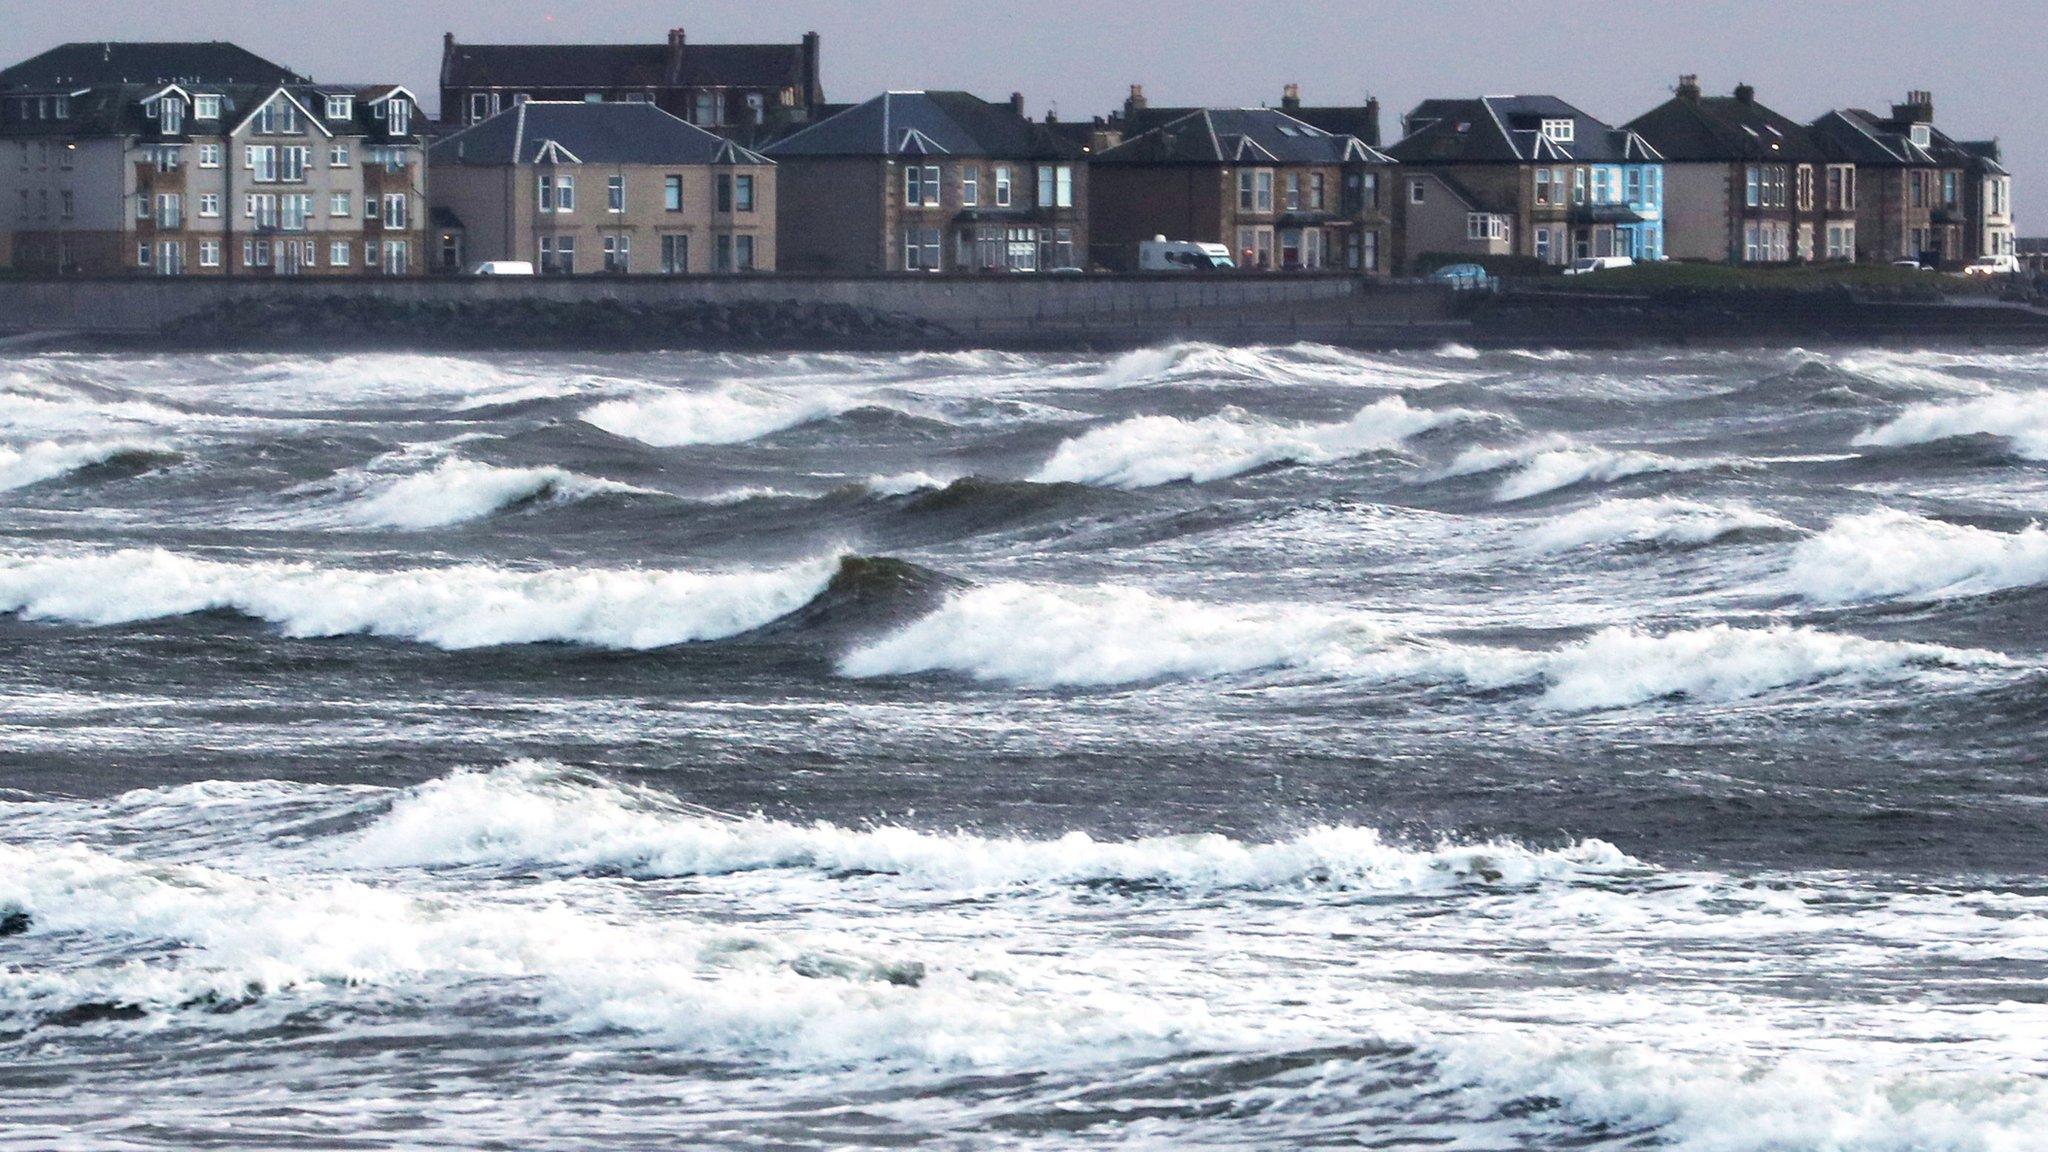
339;458;649;529
1442;436;1712;501
1523;498;1798;554
0;440;172;493
1787;511;2048;603
583;383;869;447
1855;392;2048;460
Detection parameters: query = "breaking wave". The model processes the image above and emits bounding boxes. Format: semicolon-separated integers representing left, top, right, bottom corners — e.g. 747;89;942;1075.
582;382;873;447
1032;398;1474;489
336;458;650;529
0;549;844;650
1787;510;2048;603
1854;391;2048;460
1442;436;1714;501
0;439;172;493
1522;497;1799;554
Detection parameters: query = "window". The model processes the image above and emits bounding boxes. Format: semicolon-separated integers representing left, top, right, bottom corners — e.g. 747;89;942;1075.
59;190;74;220
1592;168;1616;204
1572;167;1587;204
53;95;69;119
138;194;150;222
1941;171;1958;206
331;240;350;267
281;146;309;183
138;242;152;268
1541;118;1575;143
155;193;182;228
199;143;221;168
603;234;629;273
962;166;979;207
385;99;411;136
383;193;408;230
608;175;625;213
1255;169;1272;212
1827;165;1857;211
1285;172;1302;211
693;92;718;127
663;175;684;212
556;175;575;212
198;193;220;218
247;145;278;183
1533;168;1556;207
1235;225;1274;269
539;176;557;213
246;193;278;229
1910;124;1931;149
330;144;350;167
320;95;351;120
362;239;378;268
1466;213;1506;241
995;165;1013;207
1409;178;1427;205
330;192;351;217
746;93;766;125
253;98;299;136
903;165;941;208
734;234;756;272
1796;166;1815;211
735;174;755;212
719;173;734;213
661;233;688;273
1310;172;1326;211
1535;227;1553;264
281;194;311;231
538;235;575;274
159;98;184;135
200;240;221;268
902;225;943;271
1625;167;1644;204
384;239;409;275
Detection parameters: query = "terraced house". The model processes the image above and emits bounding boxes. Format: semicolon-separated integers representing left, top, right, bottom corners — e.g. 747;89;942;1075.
1387;95;1664;271
1811;91;1998;267
428;101;775;274
0;42;426;276
1628;78;1859;264
1089;106;1397;273
764;91;1086;274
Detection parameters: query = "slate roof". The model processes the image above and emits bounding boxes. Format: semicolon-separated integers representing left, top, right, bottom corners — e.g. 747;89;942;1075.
1389;96;1661;165
1094;108;1392;166
1626;91;1827;163
0;81;422;143
1810;107;1996;171
442;40;808;91
0;42;304;90
764;92;1079;160
429;101;770;166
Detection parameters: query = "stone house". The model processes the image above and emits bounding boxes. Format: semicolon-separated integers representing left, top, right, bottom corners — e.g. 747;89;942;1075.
1810;91;2003;267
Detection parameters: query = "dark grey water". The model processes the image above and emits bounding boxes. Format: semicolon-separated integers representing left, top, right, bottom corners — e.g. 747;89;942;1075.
2;343;2046;1149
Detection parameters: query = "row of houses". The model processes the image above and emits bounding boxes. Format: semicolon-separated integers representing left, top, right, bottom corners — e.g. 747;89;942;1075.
0;35;2021;279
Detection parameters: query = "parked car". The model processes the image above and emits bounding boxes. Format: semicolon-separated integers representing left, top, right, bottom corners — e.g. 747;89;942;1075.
1139;238;1236;272
1562;256;1635;276
470;261;535;276
1960;254;2021;277
1891;259;1933;271
1429;263;1493;290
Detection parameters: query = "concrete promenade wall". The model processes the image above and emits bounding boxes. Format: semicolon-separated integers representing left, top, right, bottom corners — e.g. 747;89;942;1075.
0;275;1452;342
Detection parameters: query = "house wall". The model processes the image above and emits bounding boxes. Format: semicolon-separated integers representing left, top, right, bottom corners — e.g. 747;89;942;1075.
1662;162;1731;261
1396;171;1508;271
1088;164;1224;271
432;160;777;273
775;157;885;272
0;137;127;272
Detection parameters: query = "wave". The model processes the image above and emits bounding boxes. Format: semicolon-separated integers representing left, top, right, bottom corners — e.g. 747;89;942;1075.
351;761;1642;893
1787;510;2048;603
582;382;872;447
0;439;172;493
838;582;1398;687
1522;497;1799;554
1854;392;2048;461
1097;343;1466;391
0;549;845;650
335;458;650;529
1441;435;1714;501
865;470;954;497
1032;398;1474;489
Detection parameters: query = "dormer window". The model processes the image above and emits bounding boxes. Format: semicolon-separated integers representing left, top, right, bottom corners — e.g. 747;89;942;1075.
194;94;220;120
326;95;353;120
53;96;69;120
1910;124;1931;149
159;98;184;135
253;98;300;136
1542;118;1575;143
384;98;411;136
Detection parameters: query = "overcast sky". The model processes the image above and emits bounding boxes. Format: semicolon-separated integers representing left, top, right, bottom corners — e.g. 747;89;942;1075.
5;0;2037;227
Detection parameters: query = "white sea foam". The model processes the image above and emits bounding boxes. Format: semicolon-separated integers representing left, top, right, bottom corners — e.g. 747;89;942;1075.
839;582;1399;686
865;471;953;497
0;439;167;493
338;458;647;529
1434;343;1484;360
1032;398;1473;489
1442;436;1713;501
582;382;871;447
1787;510;2048;603
349;761;1643;892
0;549;840;650
1523;497;1798;554
1854;391;2048;460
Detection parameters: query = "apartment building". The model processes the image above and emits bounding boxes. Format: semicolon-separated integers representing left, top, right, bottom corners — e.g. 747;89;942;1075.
764;91;1086;274
1386;95;1665;272
1628;78;1859;264
1;46;428;276
428;101;775;274
439;28;824;146
1090;106;1396;273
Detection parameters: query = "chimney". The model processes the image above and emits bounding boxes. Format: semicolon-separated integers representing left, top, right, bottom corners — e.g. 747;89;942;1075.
1733;83;1756;105
1362;96;1382;146
1127;83;1148;115
1010;91;1026;118
1281;83;1301;111
1893;89;1934;123
668;27;686;50
1676;74;1701;102
800;31;822;106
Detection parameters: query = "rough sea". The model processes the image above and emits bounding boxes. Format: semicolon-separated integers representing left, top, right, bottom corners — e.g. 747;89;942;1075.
2;342;2046;1150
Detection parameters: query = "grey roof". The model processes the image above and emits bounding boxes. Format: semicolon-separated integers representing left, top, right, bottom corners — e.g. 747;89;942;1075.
1094;108;1392;165
442;40;808;92
765;91;1079;159
1811;107;1996;172
430;100;770;165
0;81;422;143
1390;96;1661;165
1626;89;1827;163
0;42;304;90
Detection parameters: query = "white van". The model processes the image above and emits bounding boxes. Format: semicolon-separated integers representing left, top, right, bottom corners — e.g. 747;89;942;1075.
1139;238;1236;272
470;261;536;276
1562;256;1635;276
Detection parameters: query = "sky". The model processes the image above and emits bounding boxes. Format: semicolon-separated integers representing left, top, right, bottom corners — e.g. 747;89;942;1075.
3;0;2038;229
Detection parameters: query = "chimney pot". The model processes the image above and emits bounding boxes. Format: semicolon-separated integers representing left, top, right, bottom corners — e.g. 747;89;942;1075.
1734;83;1755;104
1010;91;1026;117
1281;83;1301;110
1677;74;1701;101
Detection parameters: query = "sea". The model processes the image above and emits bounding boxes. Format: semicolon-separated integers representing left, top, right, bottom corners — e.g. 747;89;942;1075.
1;342;2045;1150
